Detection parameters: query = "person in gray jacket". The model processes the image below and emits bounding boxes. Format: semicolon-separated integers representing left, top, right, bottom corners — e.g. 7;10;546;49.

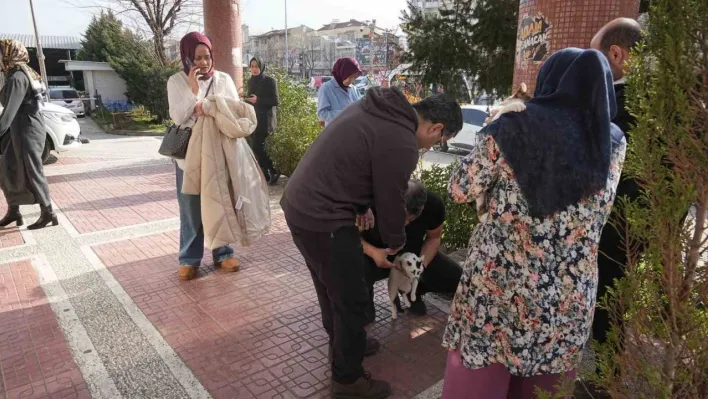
0;39;57;230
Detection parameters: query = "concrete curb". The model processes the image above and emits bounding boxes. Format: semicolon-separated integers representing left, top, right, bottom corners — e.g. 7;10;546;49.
106;129;165;137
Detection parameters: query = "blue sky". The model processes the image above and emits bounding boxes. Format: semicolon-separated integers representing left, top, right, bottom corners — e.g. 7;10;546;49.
1;0;410;38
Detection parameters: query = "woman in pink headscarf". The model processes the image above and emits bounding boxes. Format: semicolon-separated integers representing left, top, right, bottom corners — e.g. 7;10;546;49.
317;57;363;127
166;32;242;281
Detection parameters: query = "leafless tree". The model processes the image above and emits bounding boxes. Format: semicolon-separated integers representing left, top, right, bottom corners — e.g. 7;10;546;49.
113;0;203;65
62;0;202;65
300;36;324;78
321;39;335;72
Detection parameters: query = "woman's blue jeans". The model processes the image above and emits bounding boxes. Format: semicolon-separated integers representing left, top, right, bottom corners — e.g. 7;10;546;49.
175;164;234;266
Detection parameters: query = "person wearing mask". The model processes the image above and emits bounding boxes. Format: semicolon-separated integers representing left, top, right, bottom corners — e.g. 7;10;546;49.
361;179;463;320
0;39;57;230
440;49;626;399
246;57;280;185
281;88;463;398
167;32;241;281
590;17;643;351
317;57;362;127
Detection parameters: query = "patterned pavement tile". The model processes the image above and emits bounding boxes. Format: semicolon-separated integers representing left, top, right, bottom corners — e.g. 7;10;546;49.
0;202;25;249
0;260;89;399
47;156;119;166
92;212;448;398
47;163;178;234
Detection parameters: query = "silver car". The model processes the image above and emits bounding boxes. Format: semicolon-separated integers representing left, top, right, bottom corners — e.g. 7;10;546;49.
440;105;490;153
48;87;86;117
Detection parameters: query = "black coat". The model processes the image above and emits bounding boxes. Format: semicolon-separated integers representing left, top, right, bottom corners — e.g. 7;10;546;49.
0;69;51;206
247;75;279;135
613;82;642;205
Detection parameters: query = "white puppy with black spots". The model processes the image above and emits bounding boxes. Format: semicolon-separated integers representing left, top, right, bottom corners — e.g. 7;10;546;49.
388;252;425;320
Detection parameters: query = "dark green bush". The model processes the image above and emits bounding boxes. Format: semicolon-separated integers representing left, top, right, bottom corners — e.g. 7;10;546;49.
419;162;478;252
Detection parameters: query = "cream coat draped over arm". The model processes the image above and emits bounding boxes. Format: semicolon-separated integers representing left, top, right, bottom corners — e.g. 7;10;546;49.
181;94;271;249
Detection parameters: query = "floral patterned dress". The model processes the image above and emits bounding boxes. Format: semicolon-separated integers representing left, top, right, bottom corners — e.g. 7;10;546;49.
442;134;626;377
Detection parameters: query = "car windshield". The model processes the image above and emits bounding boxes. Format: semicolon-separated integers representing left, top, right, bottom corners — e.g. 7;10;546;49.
462;108;488;127
50;90;79;100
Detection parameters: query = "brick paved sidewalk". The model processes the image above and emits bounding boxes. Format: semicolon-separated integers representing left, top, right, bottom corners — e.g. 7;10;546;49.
91;213;448;398
0;129;450;399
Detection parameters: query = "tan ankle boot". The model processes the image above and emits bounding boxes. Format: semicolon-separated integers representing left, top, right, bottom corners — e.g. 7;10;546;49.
218;257;240;272
178;266;197;281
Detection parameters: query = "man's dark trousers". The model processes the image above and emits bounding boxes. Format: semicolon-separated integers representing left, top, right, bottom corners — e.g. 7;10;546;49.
593;217;631;345
287;223;370;384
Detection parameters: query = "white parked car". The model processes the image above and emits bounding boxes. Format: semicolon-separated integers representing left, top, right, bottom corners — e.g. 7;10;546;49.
440;105;490;153
0;101;83;163
48;87;86;117
354;76;373;97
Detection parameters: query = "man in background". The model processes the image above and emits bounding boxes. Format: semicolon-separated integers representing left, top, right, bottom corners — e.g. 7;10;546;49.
590;15;643;360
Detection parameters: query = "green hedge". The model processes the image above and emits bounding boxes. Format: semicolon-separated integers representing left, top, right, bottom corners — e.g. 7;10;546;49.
265;69;321;177
419;162;478;252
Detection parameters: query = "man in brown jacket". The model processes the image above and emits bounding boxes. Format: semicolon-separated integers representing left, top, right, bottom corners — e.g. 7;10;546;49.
281;87;462;398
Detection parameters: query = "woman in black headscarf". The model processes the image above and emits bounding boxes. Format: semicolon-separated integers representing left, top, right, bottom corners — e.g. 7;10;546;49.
0;39;57;230
246;57;280;185
440;48;627;398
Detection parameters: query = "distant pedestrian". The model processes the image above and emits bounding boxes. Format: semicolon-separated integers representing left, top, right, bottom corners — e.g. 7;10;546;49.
317;57;362;127
246;57;280;185
0;39;58;230
282;88;462;398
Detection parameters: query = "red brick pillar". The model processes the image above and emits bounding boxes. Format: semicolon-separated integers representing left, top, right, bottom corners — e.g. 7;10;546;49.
203;0;243;91
513;0;640;93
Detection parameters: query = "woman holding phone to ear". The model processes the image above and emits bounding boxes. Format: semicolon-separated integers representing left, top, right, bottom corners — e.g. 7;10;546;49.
166;32;242;281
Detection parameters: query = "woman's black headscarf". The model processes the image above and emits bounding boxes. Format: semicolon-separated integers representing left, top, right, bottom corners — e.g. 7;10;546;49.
247;57;265;96
486;48;624;218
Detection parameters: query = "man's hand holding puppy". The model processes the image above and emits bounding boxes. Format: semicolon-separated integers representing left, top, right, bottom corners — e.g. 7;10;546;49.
362;239;396;269
358;210;404;270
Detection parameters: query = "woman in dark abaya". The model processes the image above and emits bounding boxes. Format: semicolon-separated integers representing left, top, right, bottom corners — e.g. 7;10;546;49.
246;57;280;185
0;39;57;230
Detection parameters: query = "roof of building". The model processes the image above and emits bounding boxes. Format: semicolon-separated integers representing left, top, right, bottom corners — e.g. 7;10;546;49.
59;60;115;71
318;19;369;31
0;33;82;50
252;25;313;38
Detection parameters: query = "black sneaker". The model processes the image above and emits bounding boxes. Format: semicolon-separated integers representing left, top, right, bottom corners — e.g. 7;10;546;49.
363;337;380;357
408;296;427;316
331;372;392;399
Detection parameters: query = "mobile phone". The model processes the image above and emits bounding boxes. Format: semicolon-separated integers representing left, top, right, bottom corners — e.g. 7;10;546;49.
186;59;202;76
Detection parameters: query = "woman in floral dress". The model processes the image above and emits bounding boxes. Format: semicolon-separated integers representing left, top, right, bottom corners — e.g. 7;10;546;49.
441;48;627;399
